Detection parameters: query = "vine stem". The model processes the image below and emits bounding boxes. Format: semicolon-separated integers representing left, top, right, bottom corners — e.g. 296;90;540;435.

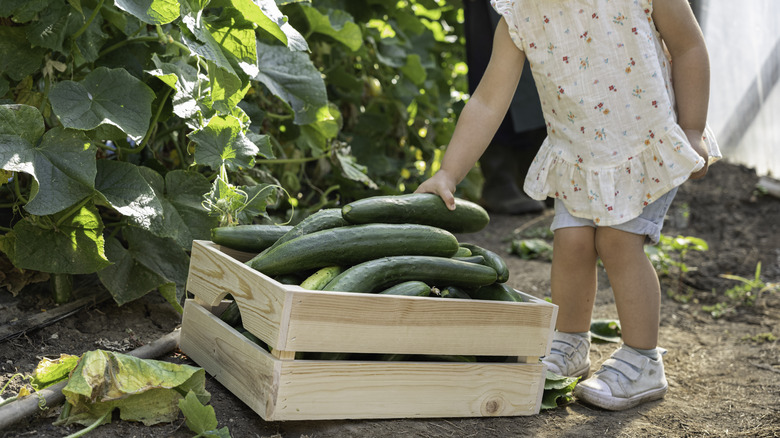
71;0;105;40
55;196;94;228
62;409;111;438
123;86;174;154
13;173;28;204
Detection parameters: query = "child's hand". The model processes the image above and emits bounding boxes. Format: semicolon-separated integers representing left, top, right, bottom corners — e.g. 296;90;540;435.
415;171;458;210
685;129;709;180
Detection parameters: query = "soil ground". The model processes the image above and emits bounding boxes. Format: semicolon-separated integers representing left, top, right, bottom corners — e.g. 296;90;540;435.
2;161;779;438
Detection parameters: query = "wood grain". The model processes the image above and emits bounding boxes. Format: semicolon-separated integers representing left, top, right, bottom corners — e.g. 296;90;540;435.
180;301;547;420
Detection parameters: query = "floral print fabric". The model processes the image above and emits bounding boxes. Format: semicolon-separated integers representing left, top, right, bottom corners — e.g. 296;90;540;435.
491;0;721;226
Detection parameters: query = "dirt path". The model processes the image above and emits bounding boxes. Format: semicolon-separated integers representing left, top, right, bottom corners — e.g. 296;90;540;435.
2;162;779;437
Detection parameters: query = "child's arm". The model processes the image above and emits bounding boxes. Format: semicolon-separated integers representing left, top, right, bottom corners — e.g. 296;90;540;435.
415;18;526;209
652;0;711;179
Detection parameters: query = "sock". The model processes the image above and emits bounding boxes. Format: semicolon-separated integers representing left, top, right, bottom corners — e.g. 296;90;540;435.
571;331;590;340
624;345;660;360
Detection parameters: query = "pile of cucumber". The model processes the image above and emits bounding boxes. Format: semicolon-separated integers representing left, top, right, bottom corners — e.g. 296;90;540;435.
211;193;521;302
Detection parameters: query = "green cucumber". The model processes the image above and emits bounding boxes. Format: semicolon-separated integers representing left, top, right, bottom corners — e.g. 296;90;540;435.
439;286;472;299
247;224;460;276
260;208;348;256
324;255;498;293
459;243;510;283
453;247;472;257
300;265;344;290
452;255;485;264
467;283;524;302
219;301;242;327
378;281;431;296
341;193;490;233
274;274;302;285
211;224;292;253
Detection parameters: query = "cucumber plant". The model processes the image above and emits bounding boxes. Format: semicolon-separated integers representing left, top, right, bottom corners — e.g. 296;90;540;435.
0;0;468;307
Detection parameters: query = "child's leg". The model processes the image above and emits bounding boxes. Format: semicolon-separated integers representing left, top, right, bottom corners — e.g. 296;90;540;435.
574;226;668;410
551;226;599;332
543;226;598;378
594;227;660;349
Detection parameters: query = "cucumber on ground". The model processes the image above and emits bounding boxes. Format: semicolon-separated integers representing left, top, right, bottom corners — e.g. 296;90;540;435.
300;265;344;290
246;224;460;276
377;281;431;296
323;255;498;293
467;282;524;302
459;243;510;283
259;208;348;256
211;224;292;253
341;193;490;233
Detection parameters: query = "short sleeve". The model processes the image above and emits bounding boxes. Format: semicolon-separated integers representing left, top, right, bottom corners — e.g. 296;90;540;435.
490;0;525;51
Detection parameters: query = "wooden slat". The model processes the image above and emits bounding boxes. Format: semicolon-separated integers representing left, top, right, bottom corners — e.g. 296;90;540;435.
180;301;277;419
180;301;546;420
273;360;544;420
187;240;290;349
283;289;555;356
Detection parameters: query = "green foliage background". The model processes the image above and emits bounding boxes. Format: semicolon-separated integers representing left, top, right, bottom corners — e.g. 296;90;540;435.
0;0;470;308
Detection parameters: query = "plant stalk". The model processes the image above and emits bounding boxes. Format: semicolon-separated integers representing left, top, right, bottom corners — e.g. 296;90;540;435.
51;273;73;305
71;0;105;40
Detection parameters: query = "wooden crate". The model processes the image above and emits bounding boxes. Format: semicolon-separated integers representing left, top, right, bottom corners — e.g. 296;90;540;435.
180;240;558;420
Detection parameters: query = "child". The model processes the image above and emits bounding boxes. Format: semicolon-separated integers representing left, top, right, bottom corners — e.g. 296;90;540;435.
415;0;720;410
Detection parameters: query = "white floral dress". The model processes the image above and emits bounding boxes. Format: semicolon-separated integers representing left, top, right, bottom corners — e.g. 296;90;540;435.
491;0;720;226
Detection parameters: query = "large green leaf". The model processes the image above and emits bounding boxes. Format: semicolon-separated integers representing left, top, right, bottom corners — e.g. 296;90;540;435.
225;0;308;51
0;120;97;216
0;104;44;142
179;391;231;438
254;41;328;125
25;1;74;52
179;10;237;76
207;9;259;77
49;67;156;142
147;54;210;123
208;61;251;116
94;160;163;230
57;350;208;427
300;5;362;51
98;227;189;308
0;27;47;81
3;204;111;274
114;0;180;25
0;0;48;22
189;114;259;171
137;166;216;249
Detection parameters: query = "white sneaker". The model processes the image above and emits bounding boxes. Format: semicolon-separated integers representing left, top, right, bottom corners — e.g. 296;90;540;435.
574;346;668;410
542;331;591;378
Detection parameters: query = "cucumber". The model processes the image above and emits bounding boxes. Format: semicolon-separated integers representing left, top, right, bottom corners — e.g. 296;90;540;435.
378;281;431;296
439;286;472;299
467;283;524;302
219;301;242;327
459;243;510;283
274;274;302;285
211;224;292;253
259;208;348;256
341;193;490;233
246;224;460;276
300;265;344;290
453;247;472;257
324;255;498;293
452;255;485;264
